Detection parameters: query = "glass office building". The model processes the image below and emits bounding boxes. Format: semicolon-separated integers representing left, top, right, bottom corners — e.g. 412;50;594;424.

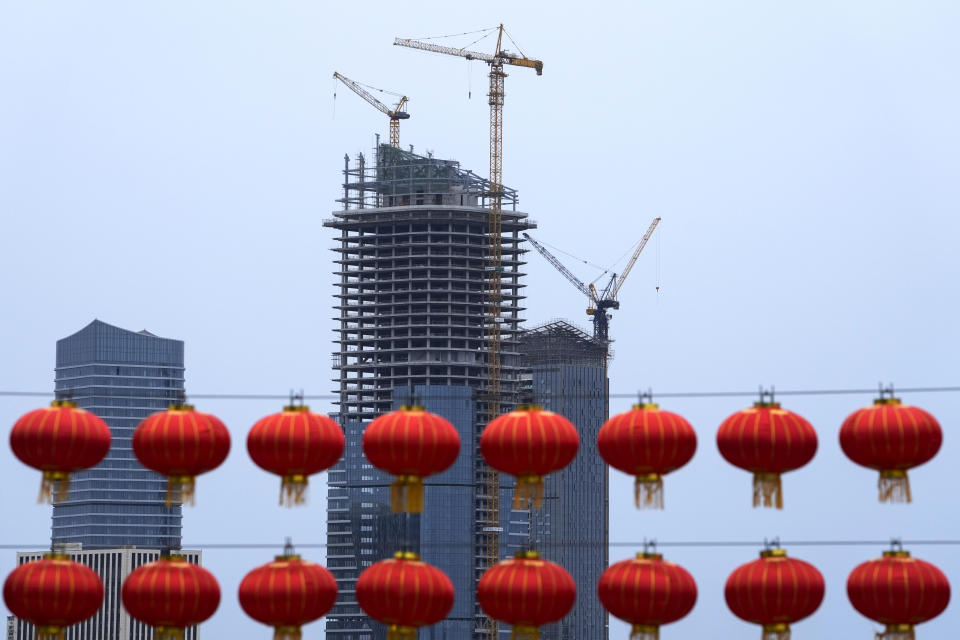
51;319;184;549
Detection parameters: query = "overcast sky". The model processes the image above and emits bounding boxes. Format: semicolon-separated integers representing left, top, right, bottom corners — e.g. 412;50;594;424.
2;1;959;637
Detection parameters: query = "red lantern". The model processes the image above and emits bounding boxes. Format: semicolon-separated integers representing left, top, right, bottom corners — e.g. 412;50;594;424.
725;548;825;640
716;401;817;508
122;554;220;640
362;405;460;513
847;548;950;640
133;404;230;506
10;400;112;502
481;405;580;509
247;404;344;505
840;395;942;503
3;553;104;640
598;551;697;640
356;551;455;640
598;402;696;508
239;546;337;640
478;551;576;640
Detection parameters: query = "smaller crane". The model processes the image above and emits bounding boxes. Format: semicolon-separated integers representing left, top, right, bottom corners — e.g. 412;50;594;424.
332;71;410;148
523;217;661;343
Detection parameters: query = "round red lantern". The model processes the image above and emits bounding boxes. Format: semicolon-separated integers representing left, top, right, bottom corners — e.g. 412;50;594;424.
362;405;460;513
239;545;337;640
847;547;950;640
122;553;220;640
725;548;825;640
598;402;696;508
247;404;345;505
481;405;579;509
133;404;230;506
4;552;104;640
840;395;942;503
356;551;455;639
10;400;112;502
716;400;817;509
598;550;697;640
478;551;576;640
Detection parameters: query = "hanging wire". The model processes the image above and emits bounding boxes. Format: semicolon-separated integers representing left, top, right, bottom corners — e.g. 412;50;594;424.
2;539;958;551
3;386;960;402
403;27;499;42
501;25;529;59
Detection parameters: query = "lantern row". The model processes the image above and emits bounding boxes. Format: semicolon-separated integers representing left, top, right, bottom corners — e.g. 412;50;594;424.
9;392;943;510
3;544;951;640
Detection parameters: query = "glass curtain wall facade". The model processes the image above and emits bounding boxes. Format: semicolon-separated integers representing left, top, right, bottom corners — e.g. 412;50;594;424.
52;320;184;549
520;321;610;640
325;145;533;640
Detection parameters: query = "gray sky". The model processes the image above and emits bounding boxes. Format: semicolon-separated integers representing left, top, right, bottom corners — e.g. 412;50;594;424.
2;1;959;637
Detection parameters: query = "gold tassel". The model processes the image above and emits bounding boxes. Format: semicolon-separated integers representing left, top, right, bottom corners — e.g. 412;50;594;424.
36;626;65;640
634;474;664;509
280;475;309;507
631;624;660;640
512;626;540;640
39;471;71;504
753;473;783;509
165;476;195;508
390;476;424;513
387;625;417;639
514;476;544;509
876;624;915;640
155;627;185;640
879;471;911;504
274;625;302;640
762;623;790;640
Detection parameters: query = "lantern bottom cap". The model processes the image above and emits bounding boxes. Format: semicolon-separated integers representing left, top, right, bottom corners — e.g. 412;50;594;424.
761;623;790;640
35;626;65;640
879;624;915;640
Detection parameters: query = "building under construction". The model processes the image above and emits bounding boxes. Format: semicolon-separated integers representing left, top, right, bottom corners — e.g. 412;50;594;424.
325;144;608;639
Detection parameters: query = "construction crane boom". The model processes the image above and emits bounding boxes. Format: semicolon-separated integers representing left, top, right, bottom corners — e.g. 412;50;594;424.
333;71;410;148
395;25;542;640
522;233;593;300
612;217;661;298
394;38;544;75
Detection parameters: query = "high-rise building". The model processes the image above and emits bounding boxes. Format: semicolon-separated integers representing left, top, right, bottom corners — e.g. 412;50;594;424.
519;320;610;640
324;145;609;639
11;546;201;640
52;319;184;549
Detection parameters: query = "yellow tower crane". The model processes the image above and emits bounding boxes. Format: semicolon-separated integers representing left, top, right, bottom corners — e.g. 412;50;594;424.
333;71;410;148
394;25;543;640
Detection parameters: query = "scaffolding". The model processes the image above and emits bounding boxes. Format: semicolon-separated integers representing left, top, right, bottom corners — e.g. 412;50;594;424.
519;319;609;368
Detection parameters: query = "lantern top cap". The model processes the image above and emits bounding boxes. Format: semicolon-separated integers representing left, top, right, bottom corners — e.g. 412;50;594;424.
398;405;426;412
753;401;781;410
635;551;663;560
632;403;660;411
883;550;911;558
514;550;541;560
760;548;787;558
50;400;77;409
282;404;311;413
159;552;188;562
516;404;544;412
873;397;902;406
275;553;302;562
393;550;420;561
42;552;71;561
167;404;195;412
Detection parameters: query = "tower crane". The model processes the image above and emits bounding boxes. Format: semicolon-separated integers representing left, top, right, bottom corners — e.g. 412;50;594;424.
332;71;410;148
394;26;542;640
523;216;661;343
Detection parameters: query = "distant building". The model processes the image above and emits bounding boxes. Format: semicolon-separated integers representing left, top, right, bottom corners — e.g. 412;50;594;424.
519;320;609;640
11;546;201;640
52;320;184;549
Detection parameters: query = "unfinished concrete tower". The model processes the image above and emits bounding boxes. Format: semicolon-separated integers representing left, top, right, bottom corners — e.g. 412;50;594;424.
324;143;533;639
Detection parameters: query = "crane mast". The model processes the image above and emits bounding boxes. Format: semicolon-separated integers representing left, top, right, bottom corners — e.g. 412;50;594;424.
395;26;542;640
333;71;410;148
